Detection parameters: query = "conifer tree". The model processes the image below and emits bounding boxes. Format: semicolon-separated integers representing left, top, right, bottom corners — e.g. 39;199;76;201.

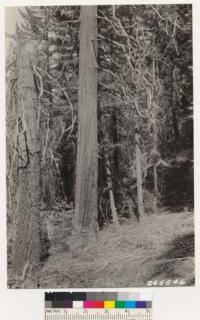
73;6;98;237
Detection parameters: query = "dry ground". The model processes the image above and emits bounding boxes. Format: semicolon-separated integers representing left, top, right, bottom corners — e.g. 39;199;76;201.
35;209;194;288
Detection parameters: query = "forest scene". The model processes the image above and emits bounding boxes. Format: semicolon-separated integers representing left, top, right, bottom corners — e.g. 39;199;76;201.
6;5;194;289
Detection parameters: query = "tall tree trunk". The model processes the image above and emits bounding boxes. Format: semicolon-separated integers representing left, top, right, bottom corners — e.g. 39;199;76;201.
172;67;180;152
100;104;119;226
104;155;119;226
112;107;119;172
112;106;119;188
135;123;144;219
73;6;98;236
6;45;18;223
10;43;41;285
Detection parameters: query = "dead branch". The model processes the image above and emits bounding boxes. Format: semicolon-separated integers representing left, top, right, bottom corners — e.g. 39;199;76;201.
42;112;50;162
33;65;44;131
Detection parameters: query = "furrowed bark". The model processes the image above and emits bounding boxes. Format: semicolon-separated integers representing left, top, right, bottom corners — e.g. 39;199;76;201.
10;42;41;285
73;6;98;237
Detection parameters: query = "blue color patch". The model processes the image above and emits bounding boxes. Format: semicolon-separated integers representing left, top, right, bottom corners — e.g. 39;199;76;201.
136;301;147;308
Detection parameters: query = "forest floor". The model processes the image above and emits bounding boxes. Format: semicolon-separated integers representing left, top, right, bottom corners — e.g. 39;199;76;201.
35;206;194;288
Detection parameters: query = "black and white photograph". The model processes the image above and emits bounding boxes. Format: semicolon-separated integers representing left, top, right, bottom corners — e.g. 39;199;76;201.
6;4;194;289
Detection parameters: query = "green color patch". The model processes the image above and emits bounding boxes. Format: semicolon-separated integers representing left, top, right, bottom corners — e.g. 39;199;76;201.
115;301;125;308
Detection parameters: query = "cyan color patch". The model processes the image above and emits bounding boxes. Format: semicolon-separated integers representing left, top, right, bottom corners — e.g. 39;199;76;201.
125;301;136;308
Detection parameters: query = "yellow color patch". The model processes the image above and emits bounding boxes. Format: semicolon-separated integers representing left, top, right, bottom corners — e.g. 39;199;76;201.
104;301;115;308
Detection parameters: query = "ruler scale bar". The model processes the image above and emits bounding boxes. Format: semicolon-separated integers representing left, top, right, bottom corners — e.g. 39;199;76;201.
45;308;152;320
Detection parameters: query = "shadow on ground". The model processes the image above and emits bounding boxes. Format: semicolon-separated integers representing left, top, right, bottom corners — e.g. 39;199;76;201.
149;232;195;285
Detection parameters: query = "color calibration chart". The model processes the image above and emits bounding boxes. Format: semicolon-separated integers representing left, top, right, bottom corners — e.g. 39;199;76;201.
45;292;152;320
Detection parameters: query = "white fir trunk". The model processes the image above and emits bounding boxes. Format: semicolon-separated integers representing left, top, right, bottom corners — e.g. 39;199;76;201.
135;123;144;219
